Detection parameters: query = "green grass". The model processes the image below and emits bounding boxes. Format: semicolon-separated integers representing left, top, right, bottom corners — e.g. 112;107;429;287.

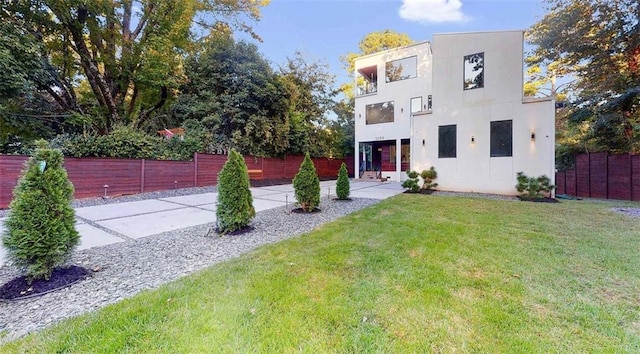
4;195;640;352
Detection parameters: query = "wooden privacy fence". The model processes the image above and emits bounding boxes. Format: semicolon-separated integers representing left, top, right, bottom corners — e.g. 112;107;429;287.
0;153;355;209
555;152;640;201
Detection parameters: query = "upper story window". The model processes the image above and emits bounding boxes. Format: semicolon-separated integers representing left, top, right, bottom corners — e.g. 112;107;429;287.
366;101;394;125
463;52;484;90
410;97;422;114
385;56;417;83
356;65;377;96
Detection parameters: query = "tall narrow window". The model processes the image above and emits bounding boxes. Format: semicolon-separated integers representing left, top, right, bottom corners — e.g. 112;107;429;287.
389;144;396;163
438;125;457;158
463;52;484;90
490;120;512;157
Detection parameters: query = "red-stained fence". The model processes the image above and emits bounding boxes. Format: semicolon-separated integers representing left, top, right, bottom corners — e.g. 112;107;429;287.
555;152;640;201
0;153;354;209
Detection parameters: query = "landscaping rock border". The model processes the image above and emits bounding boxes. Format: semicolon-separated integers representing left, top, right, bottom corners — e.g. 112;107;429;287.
0;195;379;344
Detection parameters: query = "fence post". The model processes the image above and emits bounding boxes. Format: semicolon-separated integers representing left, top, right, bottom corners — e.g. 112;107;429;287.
605;152;609;199
194;153;198;187
141;159;145;193
587;153;591;197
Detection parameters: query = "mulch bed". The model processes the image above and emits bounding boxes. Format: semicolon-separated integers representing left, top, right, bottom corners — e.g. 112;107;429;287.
517;196;559;203
291;207;321;214
403;189;436;195
0;266;91;302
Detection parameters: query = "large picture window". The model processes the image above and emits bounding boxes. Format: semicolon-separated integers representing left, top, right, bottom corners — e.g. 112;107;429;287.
464;52;484;90
366;101;394;125
438;125;457;158
490;120;512;157
385;56;417;83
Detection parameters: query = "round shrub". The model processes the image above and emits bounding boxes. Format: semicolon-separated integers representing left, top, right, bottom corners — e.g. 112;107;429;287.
216;149;255;233
293;152;320;212
2;141;80;281
336;162;350;200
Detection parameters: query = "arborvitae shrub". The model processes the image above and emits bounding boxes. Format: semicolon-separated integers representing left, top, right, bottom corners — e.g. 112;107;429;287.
293;152;320;212
401;170;420;193
420;167;439;190
216;149;255;233
336;162;350;200
2;141;79;281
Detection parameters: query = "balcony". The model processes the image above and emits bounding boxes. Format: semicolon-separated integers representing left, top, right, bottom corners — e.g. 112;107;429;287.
356;65;378;97
357;81;377;96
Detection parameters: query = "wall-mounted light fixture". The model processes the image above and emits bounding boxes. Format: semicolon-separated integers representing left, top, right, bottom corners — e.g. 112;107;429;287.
471;136;475;143
358;113;361;118
531;131;536;140
422;139;425;146
401;107;404;113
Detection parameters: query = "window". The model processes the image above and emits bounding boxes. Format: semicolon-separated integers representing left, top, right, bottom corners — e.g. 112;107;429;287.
410;97;422;113
389;145;396;163
438;125;457;158
366;101;394;125
401;144;410;163
356;65;377;96
464;52;484;90
490;120;512;157
385;56;417;82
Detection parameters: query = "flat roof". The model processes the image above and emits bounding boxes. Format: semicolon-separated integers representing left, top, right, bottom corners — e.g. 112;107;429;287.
354;40;431;62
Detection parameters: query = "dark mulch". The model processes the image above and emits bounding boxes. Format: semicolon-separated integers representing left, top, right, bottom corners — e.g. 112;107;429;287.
210;225;255;237
291;207;321;214
0;266;91;302
517;196;559;203
403;189;436;195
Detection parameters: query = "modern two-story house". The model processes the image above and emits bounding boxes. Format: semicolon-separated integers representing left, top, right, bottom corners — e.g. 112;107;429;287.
354;30;555;195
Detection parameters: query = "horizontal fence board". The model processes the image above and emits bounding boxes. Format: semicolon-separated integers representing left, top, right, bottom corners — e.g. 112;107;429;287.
556;152;638;201
1;153;352;208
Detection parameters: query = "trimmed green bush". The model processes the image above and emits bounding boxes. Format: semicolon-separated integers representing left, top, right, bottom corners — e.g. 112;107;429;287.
516;171;555;199
335;162;350;200
216;149;255;233
420;167;439;190
2;141;79;281
401;170;420;193
293;152;320;212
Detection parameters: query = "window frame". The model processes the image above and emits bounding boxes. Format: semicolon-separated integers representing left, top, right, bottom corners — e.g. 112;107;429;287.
463;52;484;90
438;124;457;159
490;120;513;157
365;101;395;125
385;56;418;83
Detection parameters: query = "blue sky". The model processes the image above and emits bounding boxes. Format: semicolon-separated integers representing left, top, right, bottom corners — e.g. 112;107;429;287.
237;0;548;87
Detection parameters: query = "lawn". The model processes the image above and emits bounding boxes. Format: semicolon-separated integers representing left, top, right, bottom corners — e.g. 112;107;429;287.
3;194;640;352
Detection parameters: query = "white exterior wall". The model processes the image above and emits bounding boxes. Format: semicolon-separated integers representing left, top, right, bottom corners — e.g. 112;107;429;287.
412;30;555;195
354;42;433;181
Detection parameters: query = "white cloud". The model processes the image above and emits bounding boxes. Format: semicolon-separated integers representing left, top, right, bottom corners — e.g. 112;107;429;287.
399;0;470;24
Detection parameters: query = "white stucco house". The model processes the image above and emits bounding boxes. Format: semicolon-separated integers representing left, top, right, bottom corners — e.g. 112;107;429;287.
354;30;555;195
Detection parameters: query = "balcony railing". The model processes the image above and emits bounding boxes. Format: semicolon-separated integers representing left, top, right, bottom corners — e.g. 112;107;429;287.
357;82;377;96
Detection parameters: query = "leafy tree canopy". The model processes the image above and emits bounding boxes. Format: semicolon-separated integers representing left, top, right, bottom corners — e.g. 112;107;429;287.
528;0;640;155
1;0;270;135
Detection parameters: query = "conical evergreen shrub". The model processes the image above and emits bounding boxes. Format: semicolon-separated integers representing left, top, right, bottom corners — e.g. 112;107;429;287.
216;149;255;233
2;141;79;281
293;152;320;212
335;162;350;200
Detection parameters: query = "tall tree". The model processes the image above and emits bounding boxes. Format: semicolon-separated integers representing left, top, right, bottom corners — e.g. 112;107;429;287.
177;36;289;156
528;0;640;155
1;0;269;133
278;52;337;156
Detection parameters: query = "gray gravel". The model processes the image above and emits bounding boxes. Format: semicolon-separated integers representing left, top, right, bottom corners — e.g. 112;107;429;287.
0;194;380;344
611;207;640;218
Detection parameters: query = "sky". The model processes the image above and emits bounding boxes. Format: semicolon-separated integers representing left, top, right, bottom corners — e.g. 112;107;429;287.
237;0;549;89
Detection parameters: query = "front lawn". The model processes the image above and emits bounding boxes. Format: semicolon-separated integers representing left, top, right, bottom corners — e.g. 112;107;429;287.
3;195;640;352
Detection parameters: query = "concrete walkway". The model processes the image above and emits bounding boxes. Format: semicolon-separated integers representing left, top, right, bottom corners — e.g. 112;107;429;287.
0;180;404;267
